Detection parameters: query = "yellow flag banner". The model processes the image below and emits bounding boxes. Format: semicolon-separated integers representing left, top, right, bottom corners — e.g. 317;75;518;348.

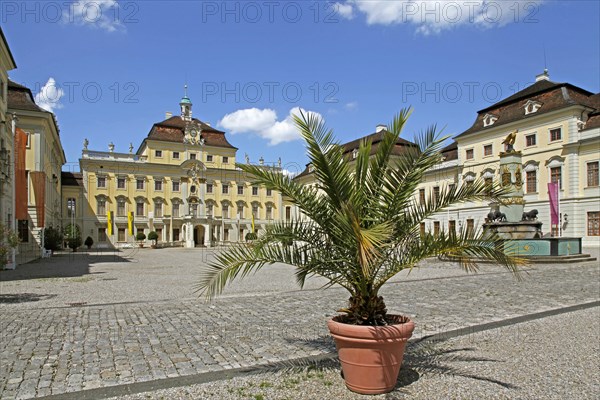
107;211;113;236
128;212;134;235
251;212;255;232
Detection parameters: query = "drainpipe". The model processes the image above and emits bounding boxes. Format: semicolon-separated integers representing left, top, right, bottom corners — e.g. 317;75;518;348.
9;113;18;269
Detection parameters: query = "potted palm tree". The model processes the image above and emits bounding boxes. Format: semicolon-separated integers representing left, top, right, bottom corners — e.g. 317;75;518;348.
197;109;520;394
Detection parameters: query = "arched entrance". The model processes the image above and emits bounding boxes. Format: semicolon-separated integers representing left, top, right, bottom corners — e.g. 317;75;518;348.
193;225;205;247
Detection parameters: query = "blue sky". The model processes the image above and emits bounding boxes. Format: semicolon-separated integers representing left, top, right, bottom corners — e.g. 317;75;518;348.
2;0;599;175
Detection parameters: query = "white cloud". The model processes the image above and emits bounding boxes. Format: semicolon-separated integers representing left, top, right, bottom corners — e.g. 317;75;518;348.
34;78;65;113
218;107;324;146
63;0;125;32
345;0;544;35
282;169;299;178
334;2;355;20
345;101;358;110
218;108;277;134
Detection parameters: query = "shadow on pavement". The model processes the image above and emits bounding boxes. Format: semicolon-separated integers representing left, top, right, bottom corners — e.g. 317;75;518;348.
0;251;133;282
0;293;58;303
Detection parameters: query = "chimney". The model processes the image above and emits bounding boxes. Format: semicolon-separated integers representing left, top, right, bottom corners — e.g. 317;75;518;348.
165;111;173;119
376;124;387;133
535;69;550;82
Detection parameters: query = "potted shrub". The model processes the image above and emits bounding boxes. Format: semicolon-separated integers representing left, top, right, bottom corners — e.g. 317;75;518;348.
147;231;159;248
197;110;520;394
1;222;19;270
63;224;82;252
43;227;62;252
136;232;146;247
245;232;258;242
84;236;94;249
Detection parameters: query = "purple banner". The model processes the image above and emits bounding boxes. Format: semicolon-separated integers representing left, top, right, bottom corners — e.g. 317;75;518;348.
548;182;559;225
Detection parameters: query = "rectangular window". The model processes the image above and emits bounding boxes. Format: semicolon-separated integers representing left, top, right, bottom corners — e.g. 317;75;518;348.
154;180;163;191
550;167;562;189
433;221;440;237
588;212;599;236
173;151;180;159
118;228;125;242
419;189;425;205
526;134;536;147
484;177;493;195
136;201;144;216
172;181;180;192
587;162;599;187
206;183;213;193
237;185;244;195
222;184;229;194
67;197;76;218
465;149;474;160
191;204;198;217
154;202;163;218
97;176;106;188
117;199;126;216
266;188;272;196
239;228;244;241
448;220;456;235
222;156;229;164
266;205;272;220
136;179;144;190
526;170;537;193
98;228;107;242
155;150;162;158
466;219;474;237
433;186;440;203
223;228;229;241
252;205;258;218
190;153;196;160
252;186;259;196
238;205;244;219
173;228;180;241
172;203;180;217
420;222;426;238
483;144;492;156
97;198;106;215
550;128;562;142
285;206;291;221
222;204;229;218
18;220;29;242
207;203;213;218
207;154;213;162
155;229;162;241
117;177;126;189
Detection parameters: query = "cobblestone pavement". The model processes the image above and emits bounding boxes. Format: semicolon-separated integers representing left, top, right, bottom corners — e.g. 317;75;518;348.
0;249;598;399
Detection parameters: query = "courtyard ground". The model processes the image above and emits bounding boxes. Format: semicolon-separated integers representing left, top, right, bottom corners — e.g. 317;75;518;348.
1;247;598;399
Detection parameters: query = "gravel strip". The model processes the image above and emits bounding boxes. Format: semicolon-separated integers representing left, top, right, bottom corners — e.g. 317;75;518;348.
107;306;600;400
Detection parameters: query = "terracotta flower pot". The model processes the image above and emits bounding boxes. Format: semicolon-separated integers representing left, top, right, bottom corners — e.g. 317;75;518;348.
327;315;415;394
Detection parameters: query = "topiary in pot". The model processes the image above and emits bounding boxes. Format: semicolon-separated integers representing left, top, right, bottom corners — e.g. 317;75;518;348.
245;232;258;241
136;232;146;247
197;109;521;394
63;224;82;252
43;227;62;251
84;236;94;249
147;231;158;248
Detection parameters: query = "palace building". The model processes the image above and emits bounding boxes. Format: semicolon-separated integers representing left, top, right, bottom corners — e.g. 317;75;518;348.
293;71;600;246
65;89;285;248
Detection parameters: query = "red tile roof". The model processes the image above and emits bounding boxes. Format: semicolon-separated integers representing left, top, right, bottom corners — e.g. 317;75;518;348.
457;80;597;138
144;115;237;149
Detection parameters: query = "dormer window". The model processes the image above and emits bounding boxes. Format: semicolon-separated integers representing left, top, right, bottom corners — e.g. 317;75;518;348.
524;100;542;115
483;114;498;127
352;149;358;159
308;164;314;173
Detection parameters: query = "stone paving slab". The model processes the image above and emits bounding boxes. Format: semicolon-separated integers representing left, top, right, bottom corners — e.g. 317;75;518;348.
0;256;598;399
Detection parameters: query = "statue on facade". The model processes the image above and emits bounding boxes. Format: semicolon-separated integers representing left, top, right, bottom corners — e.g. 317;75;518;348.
245;153;250;164
501;130;518;152
108;142;115;152
259;156;264;166
278;157;282;168
83;138;89;150
129;143;134;153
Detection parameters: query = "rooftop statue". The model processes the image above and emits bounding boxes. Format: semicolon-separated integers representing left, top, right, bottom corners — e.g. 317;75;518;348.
501;129;518;152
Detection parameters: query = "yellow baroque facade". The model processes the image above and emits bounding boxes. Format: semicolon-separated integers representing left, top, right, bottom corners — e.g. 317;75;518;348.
417;71;600;246
65;93;284;248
